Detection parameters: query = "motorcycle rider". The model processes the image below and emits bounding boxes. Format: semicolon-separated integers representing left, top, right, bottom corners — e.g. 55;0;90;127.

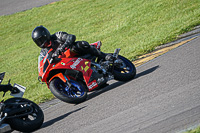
31;25;113;62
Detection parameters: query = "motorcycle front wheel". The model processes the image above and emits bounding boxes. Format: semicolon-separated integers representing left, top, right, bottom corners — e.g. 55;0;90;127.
113;55;136;81
4;98;44;132
49;78;87;104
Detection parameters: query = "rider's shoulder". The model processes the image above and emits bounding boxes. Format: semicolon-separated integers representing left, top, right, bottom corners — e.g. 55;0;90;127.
53;31;68;39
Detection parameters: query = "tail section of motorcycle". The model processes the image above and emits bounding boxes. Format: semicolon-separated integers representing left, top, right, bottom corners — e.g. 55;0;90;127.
4;98;44;132
0;72;44;132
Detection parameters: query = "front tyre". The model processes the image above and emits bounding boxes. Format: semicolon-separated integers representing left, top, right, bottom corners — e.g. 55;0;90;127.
49;78;87;104
113;55;136;81
4;98;44;132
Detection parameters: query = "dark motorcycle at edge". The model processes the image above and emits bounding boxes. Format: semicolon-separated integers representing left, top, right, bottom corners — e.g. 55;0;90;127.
0;72;44;132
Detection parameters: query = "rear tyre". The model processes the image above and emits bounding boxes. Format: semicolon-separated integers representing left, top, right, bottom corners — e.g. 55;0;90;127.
113;55;136;81
49;78;87;104
5;98;44;132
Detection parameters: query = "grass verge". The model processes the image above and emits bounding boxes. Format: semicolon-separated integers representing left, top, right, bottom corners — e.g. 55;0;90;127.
185;127;200;133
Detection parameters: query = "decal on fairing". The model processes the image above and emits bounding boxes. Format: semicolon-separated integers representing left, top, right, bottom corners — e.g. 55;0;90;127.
88;80;98;90
81;61;90;72
85;61;89;65
70;58;83;69
61;62;65;65
81;66;89;72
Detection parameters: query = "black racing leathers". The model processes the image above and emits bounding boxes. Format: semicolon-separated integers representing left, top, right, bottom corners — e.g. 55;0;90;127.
39;31;106;60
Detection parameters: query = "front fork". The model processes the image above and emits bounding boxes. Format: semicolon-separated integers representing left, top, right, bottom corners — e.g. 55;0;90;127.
63;75;72;88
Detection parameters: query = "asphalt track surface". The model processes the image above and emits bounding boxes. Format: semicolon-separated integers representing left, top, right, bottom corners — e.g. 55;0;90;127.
0;0;60;16
2;1;200;133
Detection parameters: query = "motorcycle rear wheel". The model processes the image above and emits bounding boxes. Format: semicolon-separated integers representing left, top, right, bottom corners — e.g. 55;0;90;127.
4;98;44;132
113;55;136;81
49;78;87;104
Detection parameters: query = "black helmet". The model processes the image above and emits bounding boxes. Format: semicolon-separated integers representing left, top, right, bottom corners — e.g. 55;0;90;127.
32;26;51;48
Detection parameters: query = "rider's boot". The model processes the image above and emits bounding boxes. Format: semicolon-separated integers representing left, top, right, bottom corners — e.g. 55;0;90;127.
89;45;114;61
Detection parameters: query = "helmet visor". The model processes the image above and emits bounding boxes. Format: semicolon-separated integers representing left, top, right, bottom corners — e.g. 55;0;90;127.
35;36;49;48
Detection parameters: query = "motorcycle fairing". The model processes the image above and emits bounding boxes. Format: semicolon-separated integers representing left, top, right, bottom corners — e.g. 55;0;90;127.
38;50;54;82
49;57;94;85
49;73;68;83
38;46;102;90
87;80;98;91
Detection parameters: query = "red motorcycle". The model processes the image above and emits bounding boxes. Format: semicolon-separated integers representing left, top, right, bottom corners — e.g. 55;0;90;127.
38;41;136;104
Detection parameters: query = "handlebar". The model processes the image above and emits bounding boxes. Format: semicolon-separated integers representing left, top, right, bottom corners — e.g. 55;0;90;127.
49;44;70;63
0;84;12;92
0;84;19;94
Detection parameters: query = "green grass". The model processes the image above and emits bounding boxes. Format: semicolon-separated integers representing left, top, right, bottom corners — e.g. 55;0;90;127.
185;127;200;133
0;0;200;103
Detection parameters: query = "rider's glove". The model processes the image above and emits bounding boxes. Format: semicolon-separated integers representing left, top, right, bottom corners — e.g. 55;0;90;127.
57;47;65;55
52;56;61;63
51;51;61;63
57;34;76;55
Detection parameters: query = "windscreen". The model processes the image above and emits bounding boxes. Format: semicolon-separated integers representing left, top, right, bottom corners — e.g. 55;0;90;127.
38;49;49;73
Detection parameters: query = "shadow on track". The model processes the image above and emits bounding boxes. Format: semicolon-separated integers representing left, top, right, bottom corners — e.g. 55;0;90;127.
135;65;160;79
40;106;86;129
86;81;125;101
